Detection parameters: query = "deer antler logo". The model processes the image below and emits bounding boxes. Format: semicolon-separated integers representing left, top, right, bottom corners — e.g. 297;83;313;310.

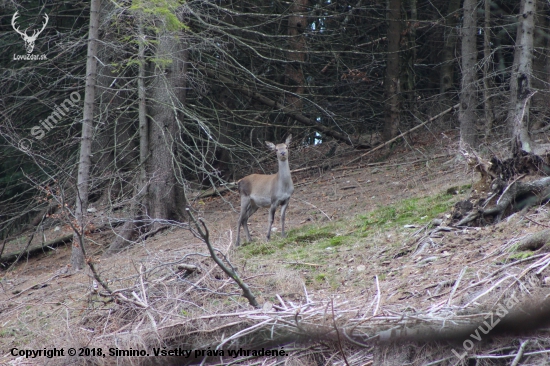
11;11;49;54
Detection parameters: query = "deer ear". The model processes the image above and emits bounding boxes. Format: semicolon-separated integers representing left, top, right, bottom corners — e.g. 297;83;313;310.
285;134;292;145
265;141;276;150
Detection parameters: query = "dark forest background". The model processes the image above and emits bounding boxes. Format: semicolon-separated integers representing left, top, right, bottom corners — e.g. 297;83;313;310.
0;0;548;266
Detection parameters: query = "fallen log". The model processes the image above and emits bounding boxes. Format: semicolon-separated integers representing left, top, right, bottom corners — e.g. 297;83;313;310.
0;234;72;266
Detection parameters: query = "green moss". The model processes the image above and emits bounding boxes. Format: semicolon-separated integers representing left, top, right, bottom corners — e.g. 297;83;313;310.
507;252;534;261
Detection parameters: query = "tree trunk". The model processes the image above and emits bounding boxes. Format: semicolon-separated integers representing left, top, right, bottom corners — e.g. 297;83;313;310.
402;0;417;112
508;0;537;154
483;0;495;137
382;0;401;142
107;18;149;254
71;0;100;270
89;0;138;207
138;18;149;214
147;31;187;231
530;0;550;132
458;0;478;149
439;0;461;96
284;0;309;119
93;30;137;206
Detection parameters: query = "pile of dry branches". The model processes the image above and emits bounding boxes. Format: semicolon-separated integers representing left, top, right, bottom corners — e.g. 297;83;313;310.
52;214;550;366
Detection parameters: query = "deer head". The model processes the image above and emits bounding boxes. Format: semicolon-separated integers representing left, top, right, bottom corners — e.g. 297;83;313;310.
12;11;49;54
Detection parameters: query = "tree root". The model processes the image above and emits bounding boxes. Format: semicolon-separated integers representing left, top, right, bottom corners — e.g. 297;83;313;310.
517;229;550;252
454;176;550;226
482;176;550;221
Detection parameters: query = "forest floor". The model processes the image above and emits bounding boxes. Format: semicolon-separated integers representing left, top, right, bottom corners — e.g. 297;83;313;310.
1;130;550;365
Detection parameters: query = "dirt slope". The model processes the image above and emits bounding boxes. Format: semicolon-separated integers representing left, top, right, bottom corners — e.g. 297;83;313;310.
1;132;549;365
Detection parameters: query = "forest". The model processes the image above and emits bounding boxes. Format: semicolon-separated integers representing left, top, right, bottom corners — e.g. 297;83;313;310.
1;0;550;365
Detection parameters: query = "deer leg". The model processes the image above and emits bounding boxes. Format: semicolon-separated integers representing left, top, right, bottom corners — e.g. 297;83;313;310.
236;197;251;246
243;204;257;242
280;200;289;237
267;203;277;240
236;213;244;247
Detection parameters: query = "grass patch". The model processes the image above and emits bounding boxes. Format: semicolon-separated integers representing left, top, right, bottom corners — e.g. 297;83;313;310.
290;228;335;244
317;235;350;249
315;273;327;282
236;189;462;290
240;241;277;257
329;235;347;246
358;192;456;233
0;328;16;338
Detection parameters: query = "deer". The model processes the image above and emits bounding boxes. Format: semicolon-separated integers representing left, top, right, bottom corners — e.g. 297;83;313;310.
236;135;294;246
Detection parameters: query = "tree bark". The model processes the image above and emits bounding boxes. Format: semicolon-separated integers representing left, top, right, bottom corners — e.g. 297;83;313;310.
138;18;149;212
459;0;478;149
439;0;461;95
107;17;149;254
483;0;495;137
147;31;188;231
71;0;100;270
93;10;137;206
284;0;309;116
508;0;537;154
402;0;417;111
382;0;401;142
517;229;550;251
530;0;550;132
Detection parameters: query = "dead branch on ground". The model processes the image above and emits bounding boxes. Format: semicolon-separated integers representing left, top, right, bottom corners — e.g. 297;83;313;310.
187;208;259;309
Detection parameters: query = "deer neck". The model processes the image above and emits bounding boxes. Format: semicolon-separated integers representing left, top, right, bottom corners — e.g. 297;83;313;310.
277;159;291;184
